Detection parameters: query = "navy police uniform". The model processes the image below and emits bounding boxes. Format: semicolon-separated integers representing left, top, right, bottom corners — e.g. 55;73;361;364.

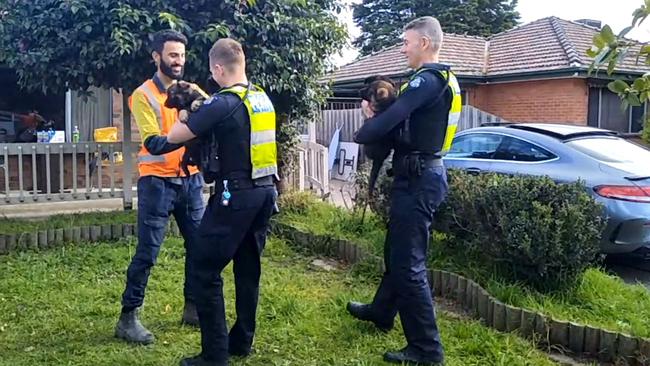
181;83;277;366
351;63;461;364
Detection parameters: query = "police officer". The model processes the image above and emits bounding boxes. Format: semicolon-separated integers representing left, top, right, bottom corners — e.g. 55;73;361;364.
166;38;278;366
347;16;462;365
115;30;208;345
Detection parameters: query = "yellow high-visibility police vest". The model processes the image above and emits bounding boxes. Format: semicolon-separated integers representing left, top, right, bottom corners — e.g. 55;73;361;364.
399;67;462;156
219;84;278;179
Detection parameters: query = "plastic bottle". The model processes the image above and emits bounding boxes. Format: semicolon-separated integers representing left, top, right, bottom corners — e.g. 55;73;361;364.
72;125;80;143
47;128;54;143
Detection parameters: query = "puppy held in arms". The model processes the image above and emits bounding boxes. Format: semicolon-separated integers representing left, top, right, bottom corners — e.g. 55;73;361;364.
358;75;397;193
165;80;208;176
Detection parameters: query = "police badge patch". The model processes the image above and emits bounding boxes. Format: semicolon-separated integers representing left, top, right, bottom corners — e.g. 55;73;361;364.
409;76;424;89
203;95;217;105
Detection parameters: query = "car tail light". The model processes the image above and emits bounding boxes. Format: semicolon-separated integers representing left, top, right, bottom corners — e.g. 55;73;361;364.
594;185;650;203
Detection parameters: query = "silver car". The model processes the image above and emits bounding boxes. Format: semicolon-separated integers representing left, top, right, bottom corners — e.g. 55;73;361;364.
443;123;650;255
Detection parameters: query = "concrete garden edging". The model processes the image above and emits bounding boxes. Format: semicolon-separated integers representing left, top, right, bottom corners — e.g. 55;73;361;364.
0;220;181;254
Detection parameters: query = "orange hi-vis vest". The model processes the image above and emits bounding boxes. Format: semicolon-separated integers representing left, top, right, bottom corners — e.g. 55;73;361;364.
128;79;199;178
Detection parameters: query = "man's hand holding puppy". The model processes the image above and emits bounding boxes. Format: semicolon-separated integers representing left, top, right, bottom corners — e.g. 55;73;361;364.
178;109;190;124
361;99;376;119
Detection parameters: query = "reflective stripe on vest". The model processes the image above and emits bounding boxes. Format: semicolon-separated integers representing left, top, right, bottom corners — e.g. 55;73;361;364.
134;84;168;165
399;67;462;156
441;70;462;155
138;85;164;124
219;84;278;179
138;154;166;163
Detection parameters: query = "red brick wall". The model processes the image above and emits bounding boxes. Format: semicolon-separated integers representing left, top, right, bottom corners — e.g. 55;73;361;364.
464;86;488;111
470;78;588;125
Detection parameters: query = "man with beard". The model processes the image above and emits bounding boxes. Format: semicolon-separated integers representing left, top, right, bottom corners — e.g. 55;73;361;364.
114;30;207;344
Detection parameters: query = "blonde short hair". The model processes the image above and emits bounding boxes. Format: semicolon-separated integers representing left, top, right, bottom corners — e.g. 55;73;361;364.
404;16;443;52
209;38;245;71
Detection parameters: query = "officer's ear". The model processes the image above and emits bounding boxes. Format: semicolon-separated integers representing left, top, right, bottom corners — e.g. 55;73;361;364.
214;64;224;76
420;36;433;52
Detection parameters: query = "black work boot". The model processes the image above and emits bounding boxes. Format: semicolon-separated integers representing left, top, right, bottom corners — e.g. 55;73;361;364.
383;347;444;365
179;355;227;366
181;301;199;327
346;301;394;332
114;307;155;345
228;342;252;358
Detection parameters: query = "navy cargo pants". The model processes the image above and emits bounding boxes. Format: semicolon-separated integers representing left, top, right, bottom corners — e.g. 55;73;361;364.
190;182;276;364
368;165;448;358
121;174;205;309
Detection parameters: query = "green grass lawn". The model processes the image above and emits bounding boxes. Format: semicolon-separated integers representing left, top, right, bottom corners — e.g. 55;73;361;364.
277;192;650;339
484;268;650;339
0;236;558;366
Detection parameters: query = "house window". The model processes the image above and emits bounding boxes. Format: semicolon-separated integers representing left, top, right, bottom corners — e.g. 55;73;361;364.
588;86;647;133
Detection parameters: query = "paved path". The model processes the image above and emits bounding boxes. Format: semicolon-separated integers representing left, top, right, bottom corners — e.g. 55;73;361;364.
606;255;650;289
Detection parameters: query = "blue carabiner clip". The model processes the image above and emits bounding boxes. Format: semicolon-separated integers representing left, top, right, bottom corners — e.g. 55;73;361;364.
221;180;231;206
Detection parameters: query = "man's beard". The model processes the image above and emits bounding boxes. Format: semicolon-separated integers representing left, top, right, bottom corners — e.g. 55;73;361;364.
160;60;184;80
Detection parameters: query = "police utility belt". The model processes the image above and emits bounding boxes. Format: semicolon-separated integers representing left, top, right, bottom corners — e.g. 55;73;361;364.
216;174;275;207
216;172;275;192
390;153;443;177
225;176;274;190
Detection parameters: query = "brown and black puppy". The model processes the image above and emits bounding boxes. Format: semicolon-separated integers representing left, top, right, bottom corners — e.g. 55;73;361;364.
358;75;398;193
165;80;206;112
165;80;208;176
360;76;397;116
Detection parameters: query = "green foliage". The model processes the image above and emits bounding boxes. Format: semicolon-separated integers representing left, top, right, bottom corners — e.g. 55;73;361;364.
0;0;347;173
486;267;650;339
276;114;302;185
0;0;347;111
436;170;605;292
352;162;391;225
588;1;650;141
277;190;320;215
277;190;386;250
353;0;520;56
355;167;605;292
643;118;650;143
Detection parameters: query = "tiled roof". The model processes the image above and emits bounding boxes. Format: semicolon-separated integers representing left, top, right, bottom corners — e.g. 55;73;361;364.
325;34;485;83
327;17;650;84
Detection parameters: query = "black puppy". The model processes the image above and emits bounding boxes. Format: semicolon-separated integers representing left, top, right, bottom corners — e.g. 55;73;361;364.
358;75;398;194
165;81;208;177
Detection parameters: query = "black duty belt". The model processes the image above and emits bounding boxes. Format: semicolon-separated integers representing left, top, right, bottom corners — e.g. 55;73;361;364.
391;154;443;177
222;175;275;191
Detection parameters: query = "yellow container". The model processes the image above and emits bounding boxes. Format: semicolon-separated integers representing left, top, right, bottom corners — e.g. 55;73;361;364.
93;127;123;165
94;127;118;142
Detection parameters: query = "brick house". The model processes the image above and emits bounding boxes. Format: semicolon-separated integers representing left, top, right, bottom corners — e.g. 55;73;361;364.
325;17;650;134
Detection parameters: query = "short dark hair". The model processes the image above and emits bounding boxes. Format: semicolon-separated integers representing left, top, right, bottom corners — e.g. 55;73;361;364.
151;30;188;54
